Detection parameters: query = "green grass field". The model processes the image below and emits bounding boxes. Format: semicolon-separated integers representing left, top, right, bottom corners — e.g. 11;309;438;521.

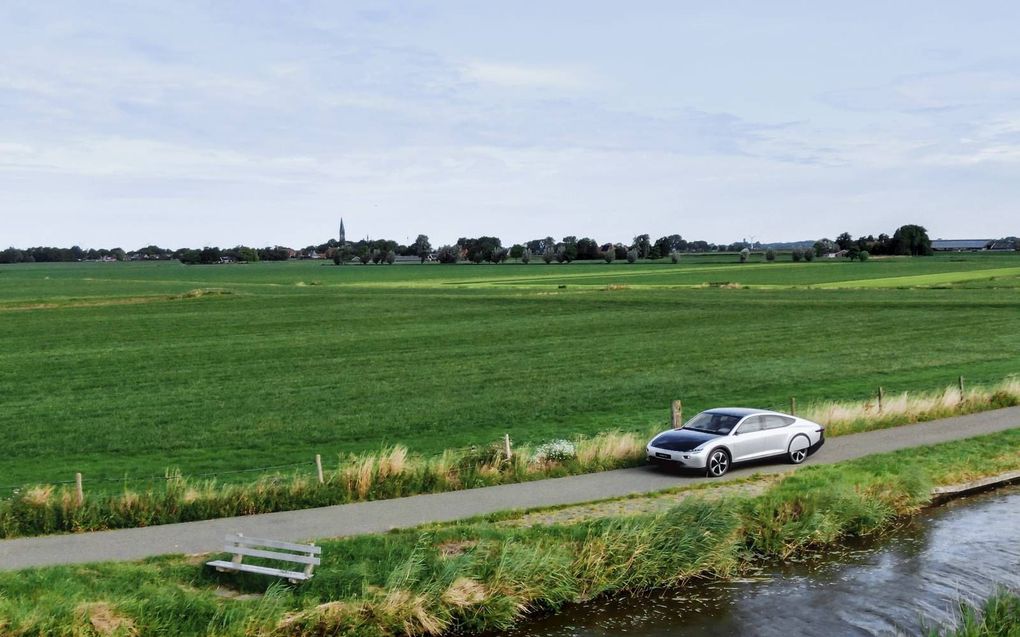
1;253;1018;492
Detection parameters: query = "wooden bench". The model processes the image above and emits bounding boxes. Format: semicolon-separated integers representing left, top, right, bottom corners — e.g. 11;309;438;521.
206;534;321;584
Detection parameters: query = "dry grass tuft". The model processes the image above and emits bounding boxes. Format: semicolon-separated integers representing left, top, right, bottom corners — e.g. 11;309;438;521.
441;577;488;608
438;539;478;558
75;602;138;637
21;485;54;507
378;446;408;480
380;589;448;636
576;431;644;465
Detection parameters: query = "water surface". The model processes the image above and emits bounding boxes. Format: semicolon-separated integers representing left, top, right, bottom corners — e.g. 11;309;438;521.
503;485;1020;637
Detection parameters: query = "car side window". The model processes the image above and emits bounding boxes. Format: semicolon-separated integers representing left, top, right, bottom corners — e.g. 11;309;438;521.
738;416;764;433
764;415;795;430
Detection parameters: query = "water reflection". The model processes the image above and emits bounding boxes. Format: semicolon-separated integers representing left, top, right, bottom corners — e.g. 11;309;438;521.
500;485;1020;637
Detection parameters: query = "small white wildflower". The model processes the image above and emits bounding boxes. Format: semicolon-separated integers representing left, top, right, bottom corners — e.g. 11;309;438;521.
533;439;577;463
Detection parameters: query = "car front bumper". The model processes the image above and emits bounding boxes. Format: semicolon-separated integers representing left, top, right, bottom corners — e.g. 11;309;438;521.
646;445;709;469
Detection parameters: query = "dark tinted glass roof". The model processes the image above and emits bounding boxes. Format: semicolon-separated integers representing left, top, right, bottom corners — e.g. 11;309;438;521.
704;407;767;418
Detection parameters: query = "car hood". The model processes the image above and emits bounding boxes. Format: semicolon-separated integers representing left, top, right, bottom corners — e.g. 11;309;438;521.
649;429;720;452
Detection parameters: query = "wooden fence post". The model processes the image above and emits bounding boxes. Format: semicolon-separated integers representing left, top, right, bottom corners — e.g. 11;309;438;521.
75;472;84;506
315;454;324;484
878;386;884;412
958;375;965;394
671;400;683;429
504;434;512;460
790;396;797;416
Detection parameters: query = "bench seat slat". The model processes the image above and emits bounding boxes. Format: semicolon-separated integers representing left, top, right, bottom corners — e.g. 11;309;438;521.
207;560;310;581
223;545;320;566
224;535;322;554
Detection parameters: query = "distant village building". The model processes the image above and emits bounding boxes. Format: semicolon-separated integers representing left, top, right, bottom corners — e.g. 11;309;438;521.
931;239;993;252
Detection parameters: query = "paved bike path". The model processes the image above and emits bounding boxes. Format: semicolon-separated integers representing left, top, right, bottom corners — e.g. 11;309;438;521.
1;407;1017;571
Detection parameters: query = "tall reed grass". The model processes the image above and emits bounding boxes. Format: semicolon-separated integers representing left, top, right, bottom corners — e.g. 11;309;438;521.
803;376;1020;436
1;376;1016;539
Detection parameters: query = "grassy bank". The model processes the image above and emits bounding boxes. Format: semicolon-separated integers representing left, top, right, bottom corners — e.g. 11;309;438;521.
2;377;1017;538
2;254;1020;491
1;429;1018;636
926;589;1020;637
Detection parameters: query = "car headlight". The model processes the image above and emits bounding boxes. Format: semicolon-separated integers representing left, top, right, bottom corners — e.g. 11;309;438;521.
691;445;706;453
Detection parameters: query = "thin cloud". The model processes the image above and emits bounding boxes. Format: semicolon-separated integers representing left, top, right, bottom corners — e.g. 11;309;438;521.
463;61;593;90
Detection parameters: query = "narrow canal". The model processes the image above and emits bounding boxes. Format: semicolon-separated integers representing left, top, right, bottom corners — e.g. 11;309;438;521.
502;484;1020;636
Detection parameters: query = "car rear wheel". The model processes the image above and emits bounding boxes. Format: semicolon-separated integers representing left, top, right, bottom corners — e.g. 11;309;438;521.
788;436;809;464
706;449;730;477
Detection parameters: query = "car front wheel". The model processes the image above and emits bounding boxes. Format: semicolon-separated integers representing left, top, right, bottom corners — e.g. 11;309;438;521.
706;449;730;477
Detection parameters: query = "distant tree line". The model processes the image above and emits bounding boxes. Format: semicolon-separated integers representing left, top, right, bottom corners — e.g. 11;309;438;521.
811;224;934;259
4;223;1013;267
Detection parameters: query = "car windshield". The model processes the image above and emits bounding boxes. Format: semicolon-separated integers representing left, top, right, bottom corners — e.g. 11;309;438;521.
683;412;741;435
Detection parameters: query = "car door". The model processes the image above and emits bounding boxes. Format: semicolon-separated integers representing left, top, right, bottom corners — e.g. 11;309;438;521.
728;415;769;461
760;414;795;456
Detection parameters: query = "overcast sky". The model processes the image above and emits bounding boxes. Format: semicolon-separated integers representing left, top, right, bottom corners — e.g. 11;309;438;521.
2;1;1019;249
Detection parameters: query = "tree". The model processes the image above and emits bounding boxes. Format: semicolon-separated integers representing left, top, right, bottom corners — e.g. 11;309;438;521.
510;244;525;259
413;235;431;263
626;248;638;264
436;245;460;264
765;248;776;262
792;248;804;262
521;248;532;264
804;249;815;262
0;248;24;264
670;251;680;264
858;250;870;262
632;234;651;259
603;248;615;263
654;235;685;259
835;232;854;251
560;236;578;262
890;224;933;256
542;247;555;264
385;250;396;265
199;246;221;264
333;245;351;265
576;237;600;260
554;246;569;263
458;236;502;263
739;248;750;263
812;239;832;257
526;236;555;254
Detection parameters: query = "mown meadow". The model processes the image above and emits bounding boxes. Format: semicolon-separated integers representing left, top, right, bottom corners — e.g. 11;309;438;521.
1;253;1019;494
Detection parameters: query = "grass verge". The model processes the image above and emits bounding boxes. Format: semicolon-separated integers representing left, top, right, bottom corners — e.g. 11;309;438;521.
0;429;1018;636
925;589;1020;637
2;377;1018;539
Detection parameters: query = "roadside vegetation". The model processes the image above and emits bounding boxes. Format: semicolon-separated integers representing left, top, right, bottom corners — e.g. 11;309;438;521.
2;376;1018;538
1;254;1020;498
1;430;1018;636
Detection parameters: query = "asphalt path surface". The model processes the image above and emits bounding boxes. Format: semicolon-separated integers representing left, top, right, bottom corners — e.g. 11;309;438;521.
1;406;1017;571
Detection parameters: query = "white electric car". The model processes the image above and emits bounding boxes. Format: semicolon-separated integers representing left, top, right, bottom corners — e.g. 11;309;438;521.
646;408;825;477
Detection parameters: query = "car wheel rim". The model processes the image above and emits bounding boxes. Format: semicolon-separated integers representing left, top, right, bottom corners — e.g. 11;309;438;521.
709;453;727;476
791;450;806;463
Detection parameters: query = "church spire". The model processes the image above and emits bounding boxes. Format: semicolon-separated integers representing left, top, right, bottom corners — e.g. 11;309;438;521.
339;218;346;244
